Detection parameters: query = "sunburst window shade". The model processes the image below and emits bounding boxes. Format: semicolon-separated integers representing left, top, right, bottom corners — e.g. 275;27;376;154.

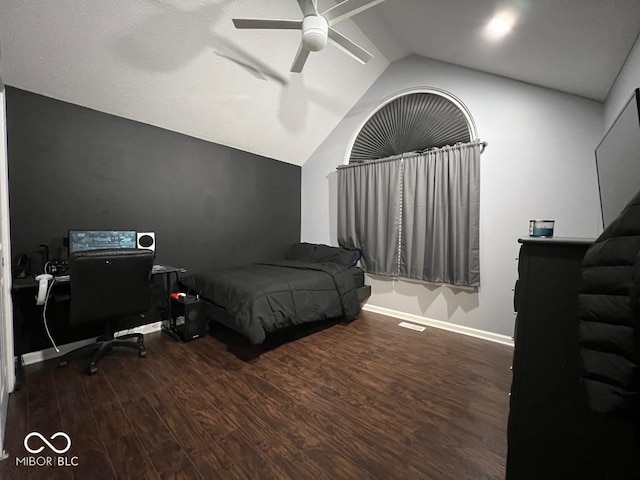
349;93;471;163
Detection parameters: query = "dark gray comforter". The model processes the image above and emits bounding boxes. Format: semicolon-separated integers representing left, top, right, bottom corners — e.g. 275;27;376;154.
181;260;362;344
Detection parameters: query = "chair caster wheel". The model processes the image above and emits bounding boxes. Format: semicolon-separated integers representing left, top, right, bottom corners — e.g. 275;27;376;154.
139;350;147;358
88;365;98;375
58;360;68;368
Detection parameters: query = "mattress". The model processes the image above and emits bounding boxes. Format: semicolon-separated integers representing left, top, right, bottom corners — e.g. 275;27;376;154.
348;266;365;288
181;260;362;344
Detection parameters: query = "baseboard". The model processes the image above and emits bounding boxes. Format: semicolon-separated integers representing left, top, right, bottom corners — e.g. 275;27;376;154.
20;321;163;366
363;304;514;346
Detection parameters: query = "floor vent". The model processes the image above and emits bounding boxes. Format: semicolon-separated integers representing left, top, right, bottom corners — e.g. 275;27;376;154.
398;322;426;332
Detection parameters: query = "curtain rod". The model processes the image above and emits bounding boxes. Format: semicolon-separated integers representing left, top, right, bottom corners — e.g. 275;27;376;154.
338;139;488;170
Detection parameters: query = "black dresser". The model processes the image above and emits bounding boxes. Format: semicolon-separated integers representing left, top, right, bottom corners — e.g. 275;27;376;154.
507;237;639;479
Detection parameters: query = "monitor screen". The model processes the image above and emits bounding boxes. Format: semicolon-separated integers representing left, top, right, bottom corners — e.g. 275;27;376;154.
596;89;640;228
68;230;137;254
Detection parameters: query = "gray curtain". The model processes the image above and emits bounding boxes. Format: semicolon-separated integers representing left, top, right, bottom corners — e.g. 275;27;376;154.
337;142;481;287
401;143;480;286
337;157;402;276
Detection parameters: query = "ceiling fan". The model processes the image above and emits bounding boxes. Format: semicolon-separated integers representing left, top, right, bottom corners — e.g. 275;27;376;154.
232;0;386;73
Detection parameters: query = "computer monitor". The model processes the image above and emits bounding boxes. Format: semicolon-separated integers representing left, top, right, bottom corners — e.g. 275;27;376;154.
68;230;137;254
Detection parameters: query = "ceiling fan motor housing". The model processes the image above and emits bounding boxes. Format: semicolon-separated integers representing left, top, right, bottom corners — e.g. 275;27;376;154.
302;15;328;51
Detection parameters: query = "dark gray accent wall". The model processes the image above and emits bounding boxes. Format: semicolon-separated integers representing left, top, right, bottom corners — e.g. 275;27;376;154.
6;87;301;274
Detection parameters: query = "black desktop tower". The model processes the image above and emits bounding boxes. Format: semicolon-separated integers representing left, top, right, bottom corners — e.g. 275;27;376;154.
162;295;207;342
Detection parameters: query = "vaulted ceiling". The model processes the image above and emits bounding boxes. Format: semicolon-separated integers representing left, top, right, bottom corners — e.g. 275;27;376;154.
2;0;639;166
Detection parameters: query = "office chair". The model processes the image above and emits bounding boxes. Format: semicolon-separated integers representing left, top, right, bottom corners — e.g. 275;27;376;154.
58;248;155;375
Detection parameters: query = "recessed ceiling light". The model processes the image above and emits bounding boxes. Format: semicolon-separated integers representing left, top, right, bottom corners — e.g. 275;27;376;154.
485;12;516;41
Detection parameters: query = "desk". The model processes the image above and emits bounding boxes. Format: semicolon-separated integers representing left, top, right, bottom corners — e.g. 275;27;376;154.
12;264;184;290
11;263;185;387
151;264;184;305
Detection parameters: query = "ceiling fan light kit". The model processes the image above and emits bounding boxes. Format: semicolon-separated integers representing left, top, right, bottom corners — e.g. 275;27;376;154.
232;0;386;72
302;15;328;51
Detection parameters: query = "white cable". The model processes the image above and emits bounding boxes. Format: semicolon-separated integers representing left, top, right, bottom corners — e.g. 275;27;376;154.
42;278;60;353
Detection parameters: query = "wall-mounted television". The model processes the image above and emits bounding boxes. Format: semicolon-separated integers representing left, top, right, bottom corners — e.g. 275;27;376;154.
595;88;640;229
68;230;137;254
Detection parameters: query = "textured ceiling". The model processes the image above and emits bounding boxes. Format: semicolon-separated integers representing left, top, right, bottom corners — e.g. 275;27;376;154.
1;0;640;166
354;0;640;101
0;0;389;166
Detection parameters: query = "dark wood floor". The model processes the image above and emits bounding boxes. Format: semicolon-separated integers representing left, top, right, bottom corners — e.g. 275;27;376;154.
0;311;513;480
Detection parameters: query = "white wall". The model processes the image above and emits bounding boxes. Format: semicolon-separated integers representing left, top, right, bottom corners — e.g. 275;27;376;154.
605;34;640;129
301;55;604;338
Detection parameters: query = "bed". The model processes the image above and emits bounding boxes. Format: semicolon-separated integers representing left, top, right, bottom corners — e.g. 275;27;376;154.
180;243;370;344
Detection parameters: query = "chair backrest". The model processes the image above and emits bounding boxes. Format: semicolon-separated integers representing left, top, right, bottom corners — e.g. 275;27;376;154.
69;248;155;324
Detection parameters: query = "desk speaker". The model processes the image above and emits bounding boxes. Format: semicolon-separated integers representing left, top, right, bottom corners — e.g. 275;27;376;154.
137;232;155;252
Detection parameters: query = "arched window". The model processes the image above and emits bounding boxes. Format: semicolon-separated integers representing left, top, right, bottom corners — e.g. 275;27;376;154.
338;88;483;287
347;88;479;163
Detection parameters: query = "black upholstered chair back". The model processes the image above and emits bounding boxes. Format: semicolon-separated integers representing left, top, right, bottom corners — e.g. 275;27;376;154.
69;248;154;324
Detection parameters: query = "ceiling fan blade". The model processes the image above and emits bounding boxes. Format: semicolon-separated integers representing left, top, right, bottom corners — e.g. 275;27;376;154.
232;19;302;30
297;0;318;17
291;44;311;73
322;0;385;26
328;28;373;64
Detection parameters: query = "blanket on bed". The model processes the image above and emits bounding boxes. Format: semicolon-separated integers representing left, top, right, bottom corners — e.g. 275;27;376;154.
181;260;361;344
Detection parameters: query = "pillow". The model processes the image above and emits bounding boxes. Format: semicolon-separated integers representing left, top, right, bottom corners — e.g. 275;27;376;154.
285;242;316;262
286;242;361;267
311;244;359;267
